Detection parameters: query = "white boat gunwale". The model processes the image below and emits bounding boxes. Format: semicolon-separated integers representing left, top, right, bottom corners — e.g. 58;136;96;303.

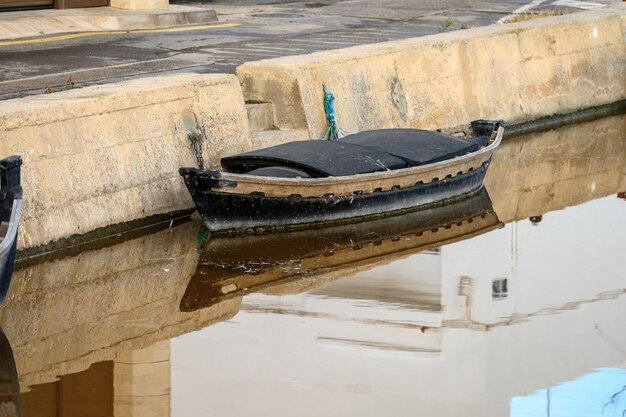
0;199;21;257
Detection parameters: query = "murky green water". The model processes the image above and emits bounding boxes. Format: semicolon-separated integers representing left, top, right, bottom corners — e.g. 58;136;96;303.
0;115;624;417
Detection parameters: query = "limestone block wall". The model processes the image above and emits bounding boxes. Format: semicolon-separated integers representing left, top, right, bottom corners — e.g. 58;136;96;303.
0;73;251;249
237;6;626;138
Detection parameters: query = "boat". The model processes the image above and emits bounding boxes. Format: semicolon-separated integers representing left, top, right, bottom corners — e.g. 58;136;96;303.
180;119;505;234
180;188;502;312
0;156;22;305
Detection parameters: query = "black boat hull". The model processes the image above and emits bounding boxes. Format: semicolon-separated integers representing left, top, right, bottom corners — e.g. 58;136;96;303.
183;159;491;234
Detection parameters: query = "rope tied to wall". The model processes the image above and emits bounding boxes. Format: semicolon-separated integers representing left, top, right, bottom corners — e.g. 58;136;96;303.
319;84;350;141
187;130;205;169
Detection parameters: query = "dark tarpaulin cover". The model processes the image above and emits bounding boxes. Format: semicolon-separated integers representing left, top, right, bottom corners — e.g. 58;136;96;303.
341;129;480;166
222;140;407;177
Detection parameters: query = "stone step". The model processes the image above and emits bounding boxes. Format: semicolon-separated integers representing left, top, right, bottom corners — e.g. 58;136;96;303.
246;102;274;133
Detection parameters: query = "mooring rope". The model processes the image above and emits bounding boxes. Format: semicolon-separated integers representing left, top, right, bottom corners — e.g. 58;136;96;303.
319;84;350;140
187;130;205;169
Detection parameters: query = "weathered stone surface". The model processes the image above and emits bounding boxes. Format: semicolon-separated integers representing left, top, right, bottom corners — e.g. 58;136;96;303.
0;221;242;389
237;7;626;138
111;0;167;10
251;128;308;148
0;73;251;248
246;102;274;132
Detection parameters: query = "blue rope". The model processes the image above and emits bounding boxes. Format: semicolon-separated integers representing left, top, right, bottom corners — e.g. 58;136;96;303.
319;84;350;140
187;131;204;169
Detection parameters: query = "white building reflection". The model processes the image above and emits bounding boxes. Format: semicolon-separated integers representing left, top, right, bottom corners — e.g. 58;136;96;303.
171;194;626;417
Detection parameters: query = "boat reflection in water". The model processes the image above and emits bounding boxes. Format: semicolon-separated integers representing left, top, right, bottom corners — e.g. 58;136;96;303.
180;188;502;312
0;328;20;417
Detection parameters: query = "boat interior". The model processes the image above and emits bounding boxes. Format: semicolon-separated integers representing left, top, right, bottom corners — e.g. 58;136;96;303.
222;125;493;179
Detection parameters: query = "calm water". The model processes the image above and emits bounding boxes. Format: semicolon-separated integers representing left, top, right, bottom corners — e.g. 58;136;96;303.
0;115;624;417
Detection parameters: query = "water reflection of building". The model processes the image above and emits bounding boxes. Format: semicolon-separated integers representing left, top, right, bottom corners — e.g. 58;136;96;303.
19;342;169;417
3;189;499;417
0;328;20;417
170;194;626;417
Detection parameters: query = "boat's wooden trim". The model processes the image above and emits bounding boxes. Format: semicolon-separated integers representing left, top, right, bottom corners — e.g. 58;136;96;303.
211;126;504;198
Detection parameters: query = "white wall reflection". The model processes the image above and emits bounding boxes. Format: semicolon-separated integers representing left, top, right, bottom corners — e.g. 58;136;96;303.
171;195;626;417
